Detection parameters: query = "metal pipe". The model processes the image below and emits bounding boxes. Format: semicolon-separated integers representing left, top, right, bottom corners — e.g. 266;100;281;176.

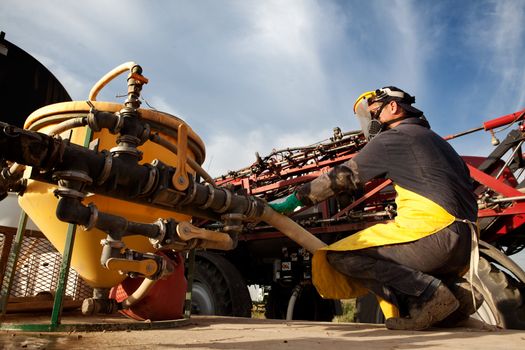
443;110;525;140
56;197;163;241
88;110;121;133
0;123;268;221
100;236;125;268
486;195;525;203
443;126;484;141
495;140;524;179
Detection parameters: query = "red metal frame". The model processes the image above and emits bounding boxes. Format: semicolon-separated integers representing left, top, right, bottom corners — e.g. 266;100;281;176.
213;110;525;247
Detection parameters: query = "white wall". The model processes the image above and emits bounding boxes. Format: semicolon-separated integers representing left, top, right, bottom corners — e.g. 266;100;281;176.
0;193;38;230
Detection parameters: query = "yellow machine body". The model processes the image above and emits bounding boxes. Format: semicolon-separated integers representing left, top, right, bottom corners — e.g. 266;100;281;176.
18;101;205;288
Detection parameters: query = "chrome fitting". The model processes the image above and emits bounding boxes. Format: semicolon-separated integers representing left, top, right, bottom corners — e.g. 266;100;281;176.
149;218;167;249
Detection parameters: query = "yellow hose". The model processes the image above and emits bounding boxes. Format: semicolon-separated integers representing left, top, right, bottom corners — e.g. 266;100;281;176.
89;61;137;101
120;278;158;309
259;206;327;254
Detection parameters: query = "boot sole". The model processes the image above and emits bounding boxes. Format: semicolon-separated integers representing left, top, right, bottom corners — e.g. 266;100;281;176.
386;288;460;330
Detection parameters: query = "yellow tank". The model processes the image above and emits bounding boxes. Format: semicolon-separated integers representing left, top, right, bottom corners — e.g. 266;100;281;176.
18;101;206;288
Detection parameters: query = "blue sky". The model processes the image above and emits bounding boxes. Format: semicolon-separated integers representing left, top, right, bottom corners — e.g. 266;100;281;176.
2;1;525;267
2;0;524;176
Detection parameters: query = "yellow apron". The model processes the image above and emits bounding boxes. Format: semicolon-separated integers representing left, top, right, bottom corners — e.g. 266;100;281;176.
312;185;456;317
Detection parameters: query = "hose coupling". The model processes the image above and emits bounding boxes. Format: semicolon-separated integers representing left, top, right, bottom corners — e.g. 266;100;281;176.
83;202;99;231
149;218;167;249
53;170;93;200
221;213;246;234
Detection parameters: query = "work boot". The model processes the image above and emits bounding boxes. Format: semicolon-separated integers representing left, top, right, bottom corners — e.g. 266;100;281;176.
385;283;459;331
436;279;484;327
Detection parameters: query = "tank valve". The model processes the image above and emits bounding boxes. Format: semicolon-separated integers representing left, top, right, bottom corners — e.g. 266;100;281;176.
172;123;190;191
176;221;234;250
81;297;119;315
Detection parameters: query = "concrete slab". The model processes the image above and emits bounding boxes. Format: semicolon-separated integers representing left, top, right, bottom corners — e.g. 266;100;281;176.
1;316;524;350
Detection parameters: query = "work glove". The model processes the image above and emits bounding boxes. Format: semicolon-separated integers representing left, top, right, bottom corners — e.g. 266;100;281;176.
268;192;303;214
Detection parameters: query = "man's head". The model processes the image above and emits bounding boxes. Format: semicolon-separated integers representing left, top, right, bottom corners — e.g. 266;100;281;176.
353;86;424;140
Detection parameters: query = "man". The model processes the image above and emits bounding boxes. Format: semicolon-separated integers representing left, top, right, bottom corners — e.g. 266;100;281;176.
270;87;479;330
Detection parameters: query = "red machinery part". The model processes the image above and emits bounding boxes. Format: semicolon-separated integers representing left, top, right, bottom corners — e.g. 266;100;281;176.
483;108;525;131
109;251;187;321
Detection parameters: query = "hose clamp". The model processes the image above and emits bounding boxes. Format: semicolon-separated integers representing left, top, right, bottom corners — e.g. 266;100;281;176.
149;218;167;249
139;165;158;196
100;238;125;249
53;170;93;184
199;183;215;209
87;109;101;132
54;187;86;200
178;180;198;206
243;196;257;219
216;188;232;213
110;145;143;159
83;202;99;231
96;150;113;185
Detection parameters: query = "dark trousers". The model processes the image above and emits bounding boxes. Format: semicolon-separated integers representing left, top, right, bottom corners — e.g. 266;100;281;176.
326;222;471;307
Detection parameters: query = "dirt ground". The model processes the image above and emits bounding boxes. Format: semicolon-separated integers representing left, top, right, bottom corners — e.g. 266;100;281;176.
1;316;524;350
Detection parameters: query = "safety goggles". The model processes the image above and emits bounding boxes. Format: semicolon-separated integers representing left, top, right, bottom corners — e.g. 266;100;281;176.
369;103;386;120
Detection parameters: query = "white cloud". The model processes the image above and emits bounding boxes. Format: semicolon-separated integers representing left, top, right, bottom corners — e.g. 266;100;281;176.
204;126;334;177
3;0;522;175
488;1;525;111
229;1;333;125
386;1;423;88
462;0;525;114
374;0;442;99
35;54;90;100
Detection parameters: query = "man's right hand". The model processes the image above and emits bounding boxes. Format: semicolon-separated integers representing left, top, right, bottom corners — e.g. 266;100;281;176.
268;192;303;214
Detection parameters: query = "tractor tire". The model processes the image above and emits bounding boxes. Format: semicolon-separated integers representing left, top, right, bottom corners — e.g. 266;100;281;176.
355;292;385;324
264;283;288;320
265;283;337;321
355;256;525;329
472;257;525;329
191;251;252;317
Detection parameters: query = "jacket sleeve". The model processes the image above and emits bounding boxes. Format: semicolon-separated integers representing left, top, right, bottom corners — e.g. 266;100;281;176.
296;136;389;206
295;159;362;206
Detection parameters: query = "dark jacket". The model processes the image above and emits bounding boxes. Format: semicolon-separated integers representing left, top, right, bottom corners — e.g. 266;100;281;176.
297;118;478;222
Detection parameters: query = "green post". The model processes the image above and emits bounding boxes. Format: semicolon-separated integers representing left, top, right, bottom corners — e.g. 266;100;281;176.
49;125;93;327
184;249;195;319
0;210;29;315
50;223;77;326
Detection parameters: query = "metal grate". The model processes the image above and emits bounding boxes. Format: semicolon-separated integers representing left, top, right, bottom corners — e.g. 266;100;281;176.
0;230;92;301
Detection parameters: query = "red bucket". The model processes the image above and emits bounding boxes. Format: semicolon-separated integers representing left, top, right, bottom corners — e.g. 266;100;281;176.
110;251;187;321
